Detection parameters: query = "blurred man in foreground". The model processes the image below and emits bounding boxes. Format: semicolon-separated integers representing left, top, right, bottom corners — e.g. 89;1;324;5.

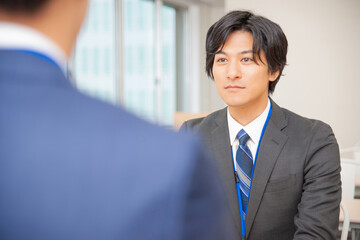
0;1;235;239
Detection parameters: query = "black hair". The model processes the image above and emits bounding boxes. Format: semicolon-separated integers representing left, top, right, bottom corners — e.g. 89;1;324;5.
206;10;288;94
0;0;48;13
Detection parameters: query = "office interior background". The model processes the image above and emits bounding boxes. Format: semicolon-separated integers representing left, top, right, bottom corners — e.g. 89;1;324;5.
71;0;360;150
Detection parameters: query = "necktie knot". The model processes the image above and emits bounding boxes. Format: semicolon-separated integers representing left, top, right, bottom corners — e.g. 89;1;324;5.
237;129;250;146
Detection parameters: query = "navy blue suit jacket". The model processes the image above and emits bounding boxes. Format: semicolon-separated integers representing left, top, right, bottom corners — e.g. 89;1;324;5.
0;50;235;240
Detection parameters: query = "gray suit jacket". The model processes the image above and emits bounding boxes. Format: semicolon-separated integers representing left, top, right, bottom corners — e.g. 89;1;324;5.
180;100;341;240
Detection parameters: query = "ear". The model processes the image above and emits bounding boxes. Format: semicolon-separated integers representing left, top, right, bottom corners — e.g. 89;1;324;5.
269;70;280;82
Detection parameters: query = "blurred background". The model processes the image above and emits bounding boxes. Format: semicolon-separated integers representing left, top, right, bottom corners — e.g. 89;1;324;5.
70;0;360;151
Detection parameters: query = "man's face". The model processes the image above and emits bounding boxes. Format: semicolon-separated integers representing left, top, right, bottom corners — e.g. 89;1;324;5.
212;31;278;113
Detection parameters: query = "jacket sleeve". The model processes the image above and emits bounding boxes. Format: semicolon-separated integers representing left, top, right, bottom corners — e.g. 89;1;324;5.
293;122;341;240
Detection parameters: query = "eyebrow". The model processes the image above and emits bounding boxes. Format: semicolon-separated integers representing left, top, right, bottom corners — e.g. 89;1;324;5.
215;49;254;55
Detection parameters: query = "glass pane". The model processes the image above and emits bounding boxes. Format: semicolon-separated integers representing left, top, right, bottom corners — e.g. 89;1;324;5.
123;0;156;122
123;0;177;125
74;0;178;125
73;0;117;104
161;5;176;125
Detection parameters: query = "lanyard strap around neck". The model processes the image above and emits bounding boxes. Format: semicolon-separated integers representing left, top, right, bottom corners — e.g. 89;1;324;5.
231;102;272;239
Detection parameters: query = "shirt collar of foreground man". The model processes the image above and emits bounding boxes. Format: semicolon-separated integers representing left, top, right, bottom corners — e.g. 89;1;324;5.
0;21;67;72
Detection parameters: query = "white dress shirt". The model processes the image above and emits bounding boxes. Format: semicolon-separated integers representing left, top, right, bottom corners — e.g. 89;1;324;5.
227;98;271;172
0;21;67;72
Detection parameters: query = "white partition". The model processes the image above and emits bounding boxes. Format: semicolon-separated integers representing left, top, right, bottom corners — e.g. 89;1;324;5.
341;158;360;199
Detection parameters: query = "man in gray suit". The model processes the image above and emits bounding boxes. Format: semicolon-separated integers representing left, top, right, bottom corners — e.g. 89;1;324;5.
181;11;341;240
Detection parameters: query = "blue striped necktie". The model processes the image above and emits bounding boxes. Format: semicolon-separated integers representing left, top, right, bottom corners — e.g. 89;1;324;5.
236;129;253;222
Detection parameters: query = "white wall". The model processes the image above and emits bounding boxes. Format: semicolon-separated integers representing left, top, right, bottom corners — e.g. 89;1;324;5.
220;0;360;148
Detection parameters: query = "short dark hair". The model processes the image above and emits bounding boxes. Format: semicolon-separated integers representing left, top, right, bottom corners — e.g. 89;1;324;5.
206;10;288;94
0;0;48;13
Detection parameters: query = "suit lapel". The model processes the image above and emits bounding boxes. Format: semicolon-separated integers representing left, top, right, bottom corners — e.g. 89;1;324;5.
210;109;242;236
245;101;288;237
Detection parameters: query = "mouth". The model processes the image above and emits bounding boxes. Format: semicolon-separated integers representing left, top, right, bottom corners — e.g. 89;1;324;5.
225;85;245;90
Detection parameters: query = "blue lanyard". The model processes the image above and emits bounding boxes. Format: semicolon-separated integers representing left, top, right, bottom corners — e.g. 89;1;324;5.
6;49;63;72
231;103;272;239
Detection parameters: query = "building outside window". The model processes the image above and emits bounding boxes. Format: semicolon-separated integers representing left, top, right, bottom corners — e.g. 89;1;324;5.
73;0;183;126
74;0;117;104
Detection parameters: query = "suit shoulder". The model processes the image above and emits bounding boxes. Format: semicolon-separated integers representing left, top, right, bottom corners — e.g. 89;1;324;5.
50;88;192;148
181;109;225;132
63;89;208;176
280;107;335;138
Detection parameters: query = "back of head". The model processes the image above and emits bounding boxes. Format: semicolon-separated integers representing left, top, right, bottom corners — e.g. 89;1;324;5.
0;0;48;13
205;10;288;94
0;0;89;57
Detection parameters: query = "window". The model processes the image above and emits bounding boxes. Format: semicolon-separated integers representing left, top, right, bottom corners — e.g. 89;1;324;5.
73;0;117;104
123;0;178;124
73;0;189;126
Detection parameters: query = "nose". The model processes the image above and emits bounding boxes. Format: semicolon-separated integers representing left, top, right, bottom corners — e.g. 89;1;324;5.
226;61;242;80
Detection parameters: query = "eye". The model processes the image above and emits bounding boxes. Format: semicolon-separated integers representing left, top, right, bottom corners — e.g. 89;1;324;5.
241;57;253;63
216;58;227;63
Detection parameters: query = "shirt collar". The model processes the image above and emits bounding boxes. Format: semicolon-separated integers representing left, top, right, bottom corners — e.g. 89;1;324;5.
0;21;67;73
227;98;271;146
